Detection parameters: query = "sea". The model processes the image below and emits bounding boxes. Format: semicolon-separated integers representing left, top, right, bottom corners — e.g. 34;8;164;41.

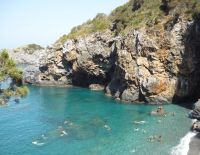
0;86;193;155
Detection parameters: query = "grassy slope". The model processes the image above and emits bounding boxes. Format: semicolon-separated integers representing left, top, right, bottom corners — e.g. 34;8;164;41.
56;0;200;44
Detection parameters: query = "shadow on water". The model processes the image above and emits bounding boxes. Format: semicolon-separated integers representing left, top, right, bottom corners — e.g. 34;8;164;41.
172;13;200;109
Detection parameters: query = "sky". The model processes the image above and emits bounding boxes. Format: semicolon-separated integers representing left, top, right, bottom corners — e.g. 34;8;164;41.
0;0;128;49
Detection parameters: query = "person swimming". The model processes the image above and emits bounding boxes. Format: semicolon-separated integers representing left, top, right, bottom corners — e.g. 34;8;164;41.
60;130;68;137
147;135;162;142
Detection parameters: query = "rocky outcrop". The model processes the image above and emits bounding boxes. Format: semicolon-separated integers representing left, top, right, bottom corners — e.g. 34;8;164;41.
189;99;200;132
7;45;56;85
132;0;144;12
89;84;104;91
10;3;200;104
189;99;200;120
0;98;8;105
38;31;116;87
28;14;200;104
192;121;200;132
8;44;47;65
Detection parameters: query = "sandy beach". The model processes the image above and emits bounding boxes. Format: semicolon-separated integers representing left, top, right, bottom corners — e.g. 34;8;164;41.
188;133;200;155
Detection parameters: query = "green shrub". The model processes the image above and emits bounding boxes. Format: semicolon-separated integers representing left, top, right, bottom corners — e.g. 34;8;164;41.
8;68;23;82
0;49;23;83
15;86;29;97
3;86;29;98
56;0;200;43
56;13;110;43
0;49;9;60
0;49;29;99
3;89;15;98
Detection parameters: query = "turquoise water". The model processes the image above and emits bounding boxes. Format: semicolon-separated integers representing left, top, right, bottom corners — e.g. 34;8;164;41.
0;86;191;155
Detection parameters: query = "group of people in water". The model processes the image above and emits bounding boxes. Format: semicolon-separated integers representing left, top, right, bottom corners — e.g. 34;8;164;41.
135;106;176;143
32;106;176;146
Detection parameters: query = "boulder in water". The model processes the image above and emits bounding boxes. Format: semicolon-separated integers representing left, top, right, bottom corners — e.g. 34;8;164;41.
188;99;200;120
0;98;8;105
14;97;20;104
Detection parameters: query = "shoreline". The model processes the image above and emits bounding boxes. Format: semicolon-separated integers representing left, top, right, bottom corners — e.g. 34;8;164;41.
188;133;200;155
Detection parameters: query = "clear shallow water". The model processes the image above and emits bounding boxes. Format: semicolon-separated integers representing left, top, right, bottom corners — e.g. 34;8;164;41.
0;86;191;155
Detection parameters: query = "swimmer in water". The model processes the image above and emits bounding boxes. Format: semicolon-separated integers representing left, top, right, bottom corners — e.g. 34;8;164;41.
133;120;146;124
41;134;48;140
64;120;68;124
104;124;111;131
60;130;68;137
32;141;45;146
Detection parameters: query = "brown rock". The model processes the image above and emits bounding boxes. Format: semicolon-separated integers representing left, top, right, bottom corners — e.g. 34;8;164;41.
89;84;104;91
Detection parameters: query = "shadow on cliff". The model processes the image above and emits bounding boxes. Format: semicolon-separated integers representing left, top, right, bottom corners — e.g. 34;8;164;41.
172;13;200;109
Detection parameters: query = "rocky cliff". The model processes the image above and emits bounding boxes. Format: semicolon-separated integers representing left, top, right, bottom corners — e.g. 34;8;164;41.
11;0;200;104
7;44;53;85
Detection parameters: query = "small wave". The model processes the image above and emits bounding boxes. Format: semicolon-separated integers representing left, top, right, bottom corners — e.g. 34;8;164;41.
134;121;146;124
171;131;197;155
32;141;45;146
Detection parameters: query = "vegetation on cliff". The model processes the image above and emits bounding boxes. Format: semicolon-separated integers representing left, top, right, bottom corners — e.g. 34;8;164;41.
13;44;44;54
37;0;200;104
57;13;111;43
56;0;200;44
0;49;29;104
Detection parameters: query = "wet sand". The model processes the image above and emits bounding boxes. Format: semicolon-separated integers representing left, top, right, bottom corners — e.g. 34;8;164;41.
188;133;200;155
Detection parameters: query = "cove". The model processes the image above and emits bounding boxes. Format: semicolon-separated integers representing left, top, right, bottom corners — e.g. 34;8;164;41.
0;86;191;155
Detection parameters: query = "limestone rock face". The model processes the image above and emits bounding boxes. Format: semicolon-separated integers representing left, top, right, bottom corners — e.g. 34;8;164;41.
189;99;200;132
65;31;116;86
8;44;48;65
104;18;190;103
14;15;200;104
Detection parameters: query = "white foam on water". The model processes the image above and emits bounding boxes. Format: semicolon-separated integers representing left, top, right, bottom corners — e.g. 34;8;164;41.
171;131;197;155
192;119;197;124
133;120;146;124
32;141;45;146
